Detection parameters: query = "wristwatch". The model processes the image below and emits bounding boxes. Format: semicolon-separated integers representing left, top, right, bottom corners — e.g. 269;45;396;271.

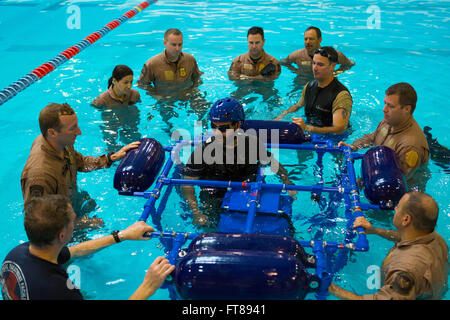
106;152;115;166
111;230;123;243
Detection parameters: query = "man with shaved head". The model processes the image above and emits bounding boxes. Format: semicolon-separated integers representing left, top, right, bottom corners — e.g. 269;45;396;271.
138;28;203;90
329;191;448;300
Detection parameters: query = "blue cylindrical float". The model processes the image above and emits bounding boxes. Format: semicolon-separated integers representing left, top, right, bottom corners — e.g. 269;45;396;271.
175;250;319;300
361;146;407;209
243;120;307;144
188;233;315;268
113;138;165;195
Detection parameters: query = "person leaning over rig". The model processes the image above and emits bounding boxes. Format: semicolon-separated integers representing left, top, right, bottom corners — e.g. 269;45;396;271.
0;195;174;300
329;191;448;300
338;82;429;182
21;102;140;225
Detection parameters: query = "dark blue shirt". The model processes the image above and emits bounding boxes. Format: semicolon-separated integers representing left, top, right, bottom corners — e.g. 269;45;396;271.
1;242;83;300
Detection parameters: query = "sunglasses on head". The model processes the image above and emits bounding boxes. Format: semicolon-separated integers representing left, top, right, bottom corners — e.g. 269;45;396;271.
211;122;235;132
314;48;337;63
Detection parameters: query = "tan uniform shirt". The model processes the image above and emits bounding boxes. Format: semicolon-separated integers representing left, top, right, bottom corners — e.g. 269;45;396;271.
285;48;352;76
228;50;281;78
21;135;111;205
352;117;429;176
362;231;448;300
92;87;140;107
138;51;202;88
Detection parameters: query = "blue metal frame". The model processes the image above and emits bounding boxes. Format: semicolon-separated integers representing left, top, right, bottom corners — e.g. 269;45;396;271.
128;134;380;300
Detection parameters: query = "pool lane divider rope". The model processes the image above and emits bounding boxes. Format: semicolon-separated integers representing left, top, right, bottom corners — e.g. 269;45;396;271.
0;0;157;107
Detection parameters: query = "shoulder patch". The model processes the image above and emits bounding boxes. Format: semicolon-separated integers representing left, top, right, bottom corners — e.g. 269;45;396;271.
405;150;419;168
29;185;44;198
392;271;415;296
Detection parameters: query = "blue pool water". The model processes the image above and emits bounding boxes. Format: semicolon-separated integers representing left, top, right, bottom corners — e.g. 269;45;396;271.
0;0;449;300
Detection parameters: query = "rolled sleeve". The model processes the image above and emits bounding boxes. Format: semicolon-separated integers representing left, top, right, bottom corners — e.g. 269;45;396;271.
72;149;110;172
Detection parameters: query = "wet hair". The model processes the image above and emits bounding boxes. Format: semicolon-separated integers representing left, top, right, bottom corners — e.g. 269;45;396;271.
403;191;438;233
24;195;72;247
385;82;417;114
164;28;182;40
305;26;322;39
39;103;75;138
108;65;133;89
247;26;264;39
314;46;338;64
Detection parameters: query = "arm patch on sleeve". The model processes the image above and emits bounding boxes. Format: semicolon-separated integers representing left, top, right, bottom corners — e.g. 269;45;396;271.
405;150;419;168
29;185;44;198
392;271;415;296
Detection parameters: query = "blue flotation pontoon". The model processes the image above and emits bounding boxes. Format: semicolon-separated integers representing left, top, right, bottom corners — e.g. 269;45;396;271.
113;120;407;300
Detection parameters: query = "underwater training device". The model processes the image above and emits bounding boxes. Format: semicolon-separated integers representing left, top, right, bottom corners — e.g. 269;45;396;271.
113;120;406;300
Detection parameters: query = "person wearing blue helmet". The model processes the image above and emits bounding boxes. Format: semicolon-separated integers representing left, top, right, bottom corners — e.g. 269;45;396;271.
208;96;246;130
181;97;295;227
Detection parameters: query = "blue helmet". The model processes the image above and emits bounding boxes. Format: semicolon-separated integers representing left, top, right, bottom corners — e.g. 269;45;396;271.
208;97;245;124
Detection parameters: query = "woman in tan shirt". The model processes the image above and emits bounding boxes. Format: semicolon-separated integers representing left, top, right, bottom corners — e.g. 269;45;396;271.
91;65;142;152
92;65;141;107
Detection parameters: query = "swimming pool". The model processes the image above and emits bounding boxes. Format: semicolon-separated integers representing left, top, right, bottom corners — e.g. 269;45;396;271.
0;0;449;300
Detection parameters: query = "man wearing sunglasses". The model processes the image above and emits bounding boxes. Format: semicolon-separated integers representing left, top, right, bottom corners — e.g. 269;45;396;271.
181;97;295;227
280;26;354;79
275;46;353;136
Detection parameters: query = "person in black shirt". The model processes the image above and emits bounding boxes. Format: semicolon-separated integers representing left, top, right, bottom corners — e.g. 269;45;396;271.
275;46;353;135
181;97;295;226
0;195;174;300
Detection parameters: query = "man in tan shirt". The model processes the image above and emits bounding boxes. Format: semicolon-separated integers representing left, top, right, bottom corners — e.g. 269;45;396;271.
137;28;202;90
21;103;140;220
275;46;353;135
228;26;281;81
329;191;448;300
339;83;429;180
281;26;354;79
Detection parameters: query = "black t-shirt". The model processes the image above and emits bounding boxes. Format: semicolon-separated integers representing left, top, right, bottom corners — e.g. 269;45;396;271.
183;133;272;182
1;242;83;300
